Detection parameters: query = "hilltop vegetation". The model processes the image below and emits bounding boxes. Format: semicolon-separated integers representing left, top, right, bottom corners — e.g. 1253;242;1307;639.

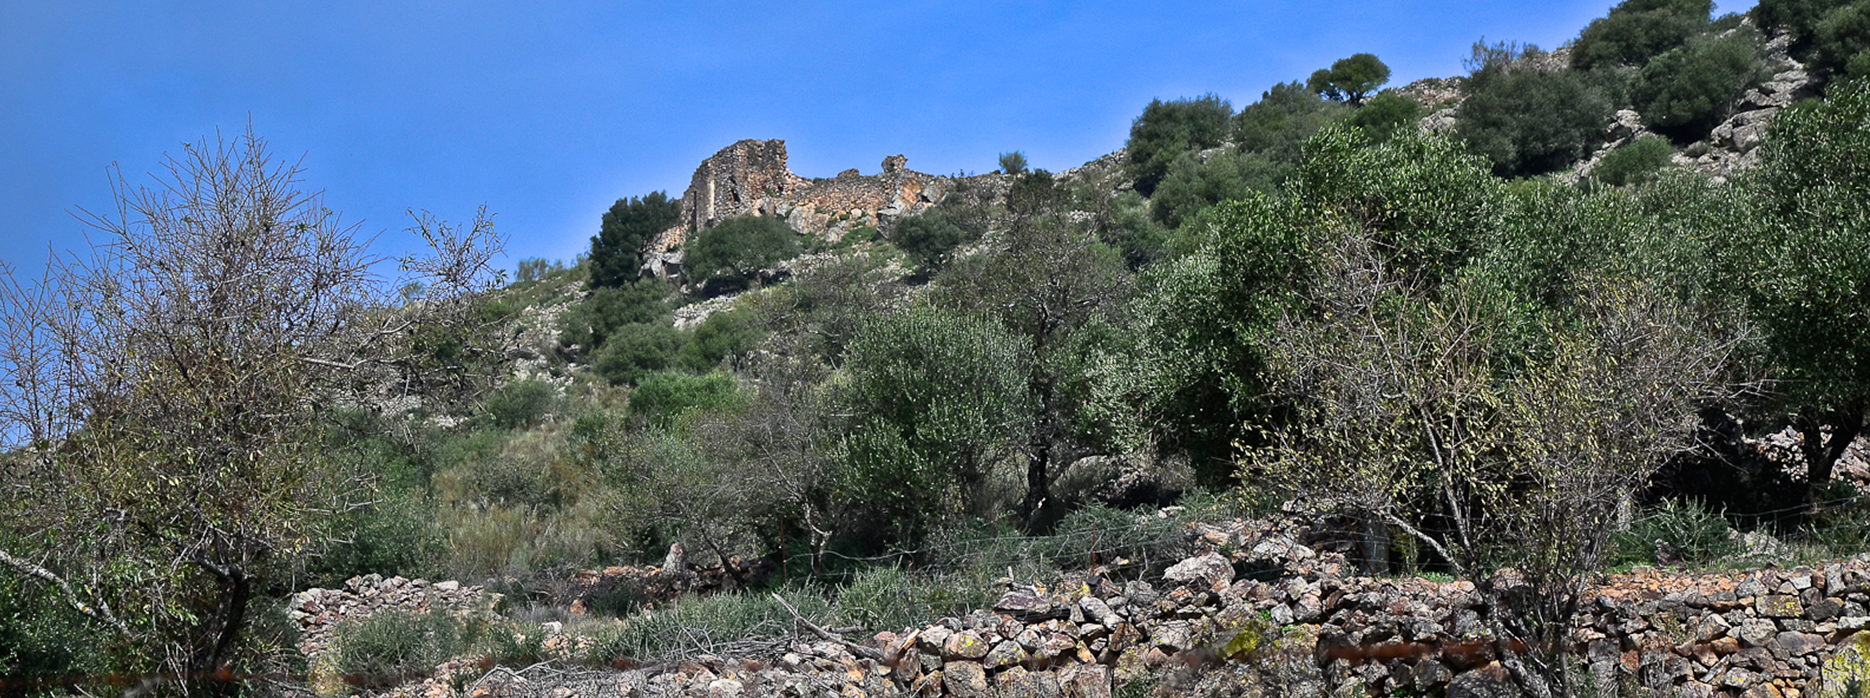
5;1;1870;695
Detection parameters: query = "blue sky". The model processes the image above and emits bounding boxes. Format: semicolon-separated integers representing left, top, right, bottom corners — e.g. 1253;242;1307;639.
1;1;1755;277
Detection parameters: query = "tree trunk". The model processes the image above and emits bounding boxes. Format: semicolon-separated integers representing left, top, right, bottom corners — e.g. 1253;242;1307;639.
1021;378;1058;526
1798;408;1866;500
1023;440;1051;523
194;570;251;696
1359;517;1390;576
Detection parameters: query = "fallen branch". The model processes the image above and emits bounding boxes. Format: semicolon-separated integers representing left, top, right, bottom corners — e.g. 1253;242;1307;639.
769;593;885;662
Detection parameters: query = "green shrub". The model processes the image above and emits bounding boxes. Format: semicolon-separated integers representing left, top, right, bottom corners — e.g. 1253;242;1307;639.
1125;94;1234;194
1756;0;1859;59
1346;92;1427;142
1005;169;1068;218
684;215;801;294
444;505;533;578
1609;498;1737;568
837;306;1033;543
482;619;550;666
560;280;672;351
308;494;446;586
583;582;647;618
1231;81;1350;166
893;209;974;271
584;589;837;662
1592;135;1677;185
1458;43;1614;177
1815;0;1870;78
998;151;1029;175
486;379;558;429
590;191;681;289
1570;0;1712;71
1149;149;1279;229
0;571;104;686
628;371;742;428
921;498;1217;580
329;609;466;688
1095;190;1170;270
837;566;933;631
838;225;880;248
514;258;566;284
441;429;563;509
1805;485;1870;555
594;322;687;386
677;309;757;373
1632;30;1767;140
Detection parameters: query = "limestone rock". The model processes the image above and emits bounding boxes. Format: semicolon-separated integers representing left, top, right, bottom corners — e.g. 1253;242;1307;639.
944;661;993;698
944;629;991;660
996;665;1063;698
1059;664;1113;698
1760;594;1805;619
1819;631;1870;698
1164;552;1234;588
986;639;1031;669
996;590;1059;621
1447;664;1521;698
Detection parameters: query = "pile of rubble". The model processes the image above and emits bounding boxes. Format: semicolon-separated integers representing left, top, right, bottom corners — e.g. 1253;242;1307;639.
289;574;493;657
1746;427;1870;488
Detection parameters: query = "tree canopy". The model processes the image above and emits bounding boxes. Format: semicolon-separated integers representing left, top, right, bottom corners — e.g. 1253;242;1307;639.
1306;53;1392;105
590;191;681;289
1124;94;1234;195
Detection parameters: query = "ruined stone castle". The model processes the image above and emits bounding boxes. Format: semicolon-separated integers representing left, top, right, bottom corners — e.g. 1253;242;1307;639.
641;139;957;278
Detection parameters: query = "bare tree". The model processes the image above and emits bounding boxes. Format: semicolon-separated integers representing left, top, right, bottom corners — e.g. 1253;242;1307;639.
0;127;504;689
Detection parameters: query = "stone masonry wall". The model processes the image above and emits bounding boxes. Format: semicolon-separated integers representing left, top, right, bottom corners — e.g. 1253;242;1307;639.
303;520;1870;698
666;140;948;246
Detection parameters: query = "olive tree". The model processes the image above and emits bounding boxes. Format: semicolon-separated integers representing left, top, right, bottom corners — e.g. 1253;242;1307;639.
1722;77;1870;497
937;172;1132;525
835;305;1032;545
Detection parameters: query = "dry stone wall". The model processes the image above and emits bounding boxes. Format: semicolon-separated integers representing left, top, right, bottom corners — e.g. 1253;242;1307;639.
300;522;1870;698
289;574;492;657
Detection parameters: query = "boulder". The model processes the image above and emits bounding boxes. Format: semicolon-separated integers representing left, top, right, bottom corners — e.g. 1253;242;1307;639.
1059;664;1112;698
986;639;1031;669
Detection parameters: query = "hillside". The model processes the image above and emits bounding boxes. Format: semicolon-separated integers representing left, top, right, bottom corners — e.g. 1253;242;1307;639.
5;0;1870;696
